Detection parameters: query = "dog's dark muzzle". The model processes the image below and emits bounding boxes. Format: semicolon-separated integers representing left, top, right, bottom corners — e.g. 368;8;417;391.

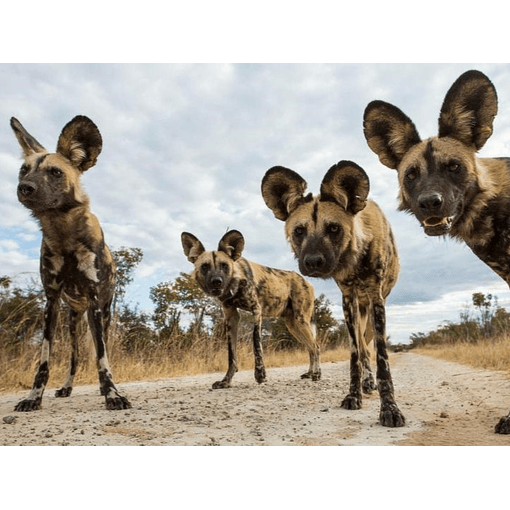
18;182;37;198
207;276;225;296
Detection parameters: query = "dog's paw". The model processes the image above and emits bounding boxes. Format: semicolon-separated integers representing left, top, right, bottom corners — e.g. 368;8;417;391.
14;398;42;412
362;375;377;394
212;380;231;389
379;403;406;427
341;394;362;410
55;387;72;398
300;370;321;381
495;415;510;434
105;395;131;410
255;367;266;384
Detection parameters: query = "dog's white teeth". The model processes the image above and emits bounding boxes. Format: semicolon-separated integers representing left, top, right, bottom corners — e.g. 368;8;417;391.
423;216;453;228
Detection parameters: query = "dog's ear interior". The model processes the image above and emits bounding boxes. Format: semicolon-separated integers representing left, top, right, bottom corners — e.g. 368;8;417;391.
320;161;370;215
218;230;244;261
10;117;47;156
261;166;310;221
181;232;206;263
56;115;103;172
363;100;421;169
438;70;498;151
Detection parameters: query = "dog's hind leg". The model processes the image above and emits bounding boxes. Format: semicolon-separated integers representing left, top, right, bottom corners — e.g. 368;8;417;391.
213;307;240;389
285;315;321;381
359;303;376;394
251;305;267;384
55;309;83;398
15;293;60;411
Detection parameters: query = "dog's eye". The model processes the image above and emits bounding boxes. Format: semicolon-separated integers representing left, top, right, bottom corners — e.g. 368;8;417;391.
19;165;29;177
49;167;63;178
405;167;418;181
327;223;341;236
293;226;306;237
448;162;460;173
200;263;211;275
219;262;229;272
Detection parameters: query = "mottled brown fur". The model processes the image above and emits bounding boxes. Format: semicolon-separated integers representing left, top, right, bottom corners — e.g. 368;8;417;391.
363;69;510;433
262;161;405;427
12;116;130;411
182;230;320;388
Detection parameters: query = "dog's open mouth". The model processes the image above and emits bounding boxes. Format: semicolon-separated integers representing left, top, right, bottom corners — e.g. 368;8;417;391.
422;216;454;235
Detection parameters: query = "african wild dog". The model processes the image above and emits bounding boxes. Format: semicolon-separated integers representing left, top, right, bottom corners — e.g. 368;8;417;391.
262;161;405;427
181;229;320;388
12;115;130;411
363;69;510;434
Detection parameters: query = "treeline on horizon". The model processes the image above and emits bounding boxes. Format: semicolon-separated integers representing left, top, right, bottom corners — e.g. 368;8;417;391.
0;247;349;359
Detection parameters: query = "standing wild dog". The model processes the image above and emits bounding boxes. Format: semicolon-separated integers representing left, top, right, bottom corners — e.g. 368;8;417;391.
181;229;320;388
262;161;405;427
12;116;130;411
363;69;510;434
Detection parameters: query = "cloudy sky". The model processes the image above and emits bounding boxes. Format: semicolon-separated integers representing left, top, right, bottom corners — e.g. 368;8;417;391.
2;63;510;344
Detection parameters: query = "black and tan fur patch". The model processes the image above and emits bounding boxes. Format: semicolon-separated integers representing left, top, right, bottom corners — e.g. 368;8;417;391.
12;116;130;412
182;229;320;388
262;161;405;427
363;69;510;434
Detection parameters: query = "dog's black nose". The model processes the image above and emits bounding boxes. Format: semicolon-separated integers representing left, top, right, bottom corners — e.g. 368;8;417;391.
303;254;326;272
210;277;223;288
18;182;36;197
418;192;443;211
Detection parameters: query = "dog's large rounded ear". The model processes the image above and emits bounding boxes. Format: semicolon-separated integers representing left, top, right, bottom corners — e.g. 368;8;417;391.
56;115;103;172
181;232;205;263
363;100;421;169
320;161;370;215
218;230;244;261
10;117;47;156
439;70;498;151
261;166;309;221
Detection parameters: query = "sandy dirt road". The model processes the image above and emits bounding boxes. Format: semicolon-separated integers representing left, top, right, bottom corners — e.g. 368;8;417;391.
2;352;510;446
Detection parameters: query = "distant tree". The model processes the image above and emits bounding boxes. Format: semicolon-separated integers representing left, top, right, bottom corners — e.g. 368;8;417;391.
117;303;157;352
150;273;221;336
0;276;12;289
0;281;44;350
111;247;143;312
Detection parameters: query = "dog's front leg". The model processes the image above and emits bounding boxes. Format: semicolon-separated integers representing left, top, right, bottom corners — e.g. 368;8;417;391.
340;291;363;410
372;298;405;427
15;293;60;411
213;307;239;389
87;294;131;410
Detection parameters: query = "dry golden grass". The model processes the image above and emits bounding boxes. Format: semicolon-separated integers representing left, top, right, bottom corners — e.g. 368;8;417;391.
415;333;510;373
0;329;350;394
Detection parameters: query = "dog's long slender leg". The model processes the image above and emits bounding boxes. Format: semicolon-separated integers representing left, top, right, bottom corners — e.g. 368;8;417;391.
372;298;405;427
15;294;60;411
213;307;239;389
340;291;363;410
88;295;131;410
251;305;267;384
55;309;82;398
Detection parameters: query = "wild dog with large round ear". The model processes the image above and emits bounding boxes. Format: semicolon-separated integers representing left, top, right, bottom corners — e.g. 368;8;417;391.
262;161;404;428
11;116;130;412
181;229;321;388
364;70;510;434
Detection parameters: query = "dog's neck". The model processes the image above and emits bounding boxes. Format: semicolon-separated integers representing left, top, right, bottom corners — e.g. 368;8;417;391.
36;203;103;255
